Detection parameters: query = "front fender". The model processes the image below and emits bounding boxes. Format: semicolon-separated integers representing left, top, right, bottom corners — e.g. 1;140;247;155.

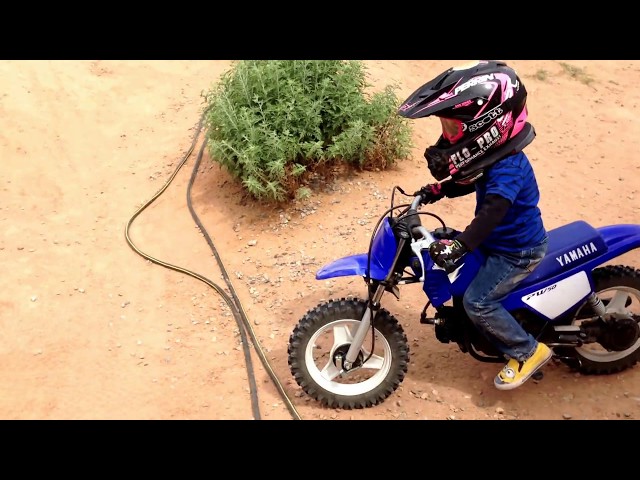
316;253;388;281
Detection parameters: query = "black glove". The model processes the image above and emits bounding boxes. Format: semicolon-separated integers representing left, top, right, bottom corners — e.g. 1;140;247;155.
413;183;445;205
393;208;421;240
428;238;468;268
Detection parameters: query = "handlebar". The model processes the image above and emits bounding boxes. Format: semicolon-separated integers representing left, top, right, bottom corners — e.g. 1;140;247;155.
410;195;423;211
407;195;459;276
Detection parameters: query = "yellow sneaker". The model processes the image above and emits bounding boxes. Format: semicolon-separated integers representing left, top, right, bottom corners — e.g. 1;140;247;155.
494;342;552;391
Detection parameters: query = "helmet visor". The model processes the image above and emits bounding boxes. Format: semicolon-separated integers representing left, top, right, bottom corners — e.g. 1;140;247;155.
440;117;464;143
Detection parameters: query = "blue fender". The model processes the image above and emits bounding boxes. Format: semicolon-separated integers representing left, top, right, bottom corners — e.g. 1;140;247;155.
597;224;640;262
316;253;388;281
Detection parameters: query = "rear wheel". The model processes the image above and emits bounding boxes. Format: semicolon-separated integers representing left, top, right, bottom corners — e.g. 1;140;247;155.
287;298;409;409
563;265;640;374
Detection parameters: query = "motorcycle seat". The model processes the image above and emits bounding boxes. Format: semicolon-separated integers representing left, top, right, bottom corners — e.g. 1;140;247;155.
518;220;608;287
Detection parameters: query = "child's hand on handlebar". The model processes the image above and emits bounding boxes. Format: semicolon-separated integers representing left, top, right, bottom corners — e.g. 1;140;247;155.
414;183;445;205
428;238;468;268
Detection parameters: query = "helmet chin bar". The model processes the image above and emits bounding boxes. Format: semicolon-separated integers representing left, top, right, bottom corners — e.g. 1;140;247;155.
427;122;536;185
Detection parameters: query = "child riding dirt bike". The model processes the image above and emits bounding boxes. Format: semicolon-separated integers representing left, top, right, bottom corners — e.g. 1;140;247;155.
287;61;640;409
396;60;551;390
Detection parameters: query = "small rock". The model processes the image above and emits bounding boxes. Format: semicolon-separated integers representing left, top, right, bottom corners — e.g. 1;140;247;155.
562;413;572;420
30;295;37;302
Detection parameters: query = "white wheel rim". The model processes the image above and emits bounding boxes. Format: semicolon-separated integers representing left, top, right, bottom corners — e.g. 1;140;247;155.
304;319;392;397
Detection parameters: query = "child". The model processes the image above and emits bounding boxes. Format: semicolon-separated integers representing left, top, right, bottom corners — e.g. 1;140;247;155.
398;60;551;390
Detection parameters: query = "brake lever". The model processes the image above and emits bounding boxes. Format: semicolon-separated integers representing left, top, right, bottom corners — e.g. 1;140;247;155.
409;237;432;281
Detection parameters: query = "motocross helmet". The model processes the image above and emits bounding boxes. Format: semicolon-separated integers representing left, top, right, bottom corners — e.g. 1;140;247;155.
398;60;534;184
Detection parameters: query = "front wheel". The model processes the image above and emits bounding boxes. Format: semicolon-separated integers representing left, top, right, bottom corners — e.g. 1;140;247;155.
287;298;409;409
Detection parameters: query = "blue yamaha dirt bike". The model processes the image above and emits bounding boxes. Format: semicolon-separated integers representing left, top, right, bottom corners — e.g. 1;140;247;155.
287;187;640;409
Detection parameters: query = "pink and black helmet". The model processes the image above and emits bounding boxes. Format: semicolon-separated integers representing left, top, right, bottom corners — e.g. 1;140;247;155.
398;60;531;182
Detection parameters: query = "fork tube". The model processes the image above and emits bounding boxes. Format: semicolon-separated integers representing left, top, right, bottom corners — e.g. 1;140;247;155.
345;283;387;365
344;237;407;366
344;306;373;366
384;237;407;283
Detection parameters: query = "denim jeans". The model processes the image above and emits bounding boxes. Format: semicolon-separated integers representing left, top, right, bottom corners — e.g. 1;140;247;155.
462;237;548;362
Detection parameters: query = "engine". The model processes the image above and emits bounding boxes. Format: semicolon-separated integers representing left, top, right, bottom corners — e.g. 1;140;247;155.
430;303;503;361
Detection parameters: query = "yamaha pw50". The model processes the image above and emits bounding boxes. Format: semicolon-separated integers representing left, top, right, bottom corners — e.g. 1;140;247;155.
286;187;640;409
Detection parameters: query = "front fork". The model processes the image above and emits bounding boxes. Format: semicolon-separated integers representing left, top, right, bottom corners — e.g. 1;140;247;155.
342;237;408;369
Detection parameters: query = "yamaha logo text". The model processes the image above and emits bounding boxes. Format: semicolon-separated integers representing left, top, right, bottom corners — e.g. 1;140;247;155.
555;242;598;267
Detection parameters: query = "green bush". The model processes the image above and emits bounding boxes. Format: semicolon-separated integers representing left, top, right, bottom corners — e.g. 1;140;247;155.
202;60;413;203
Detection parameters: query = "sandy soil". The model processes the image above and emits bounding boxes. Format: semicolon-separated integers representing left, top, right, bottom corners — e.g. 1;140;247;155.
2;60;640;420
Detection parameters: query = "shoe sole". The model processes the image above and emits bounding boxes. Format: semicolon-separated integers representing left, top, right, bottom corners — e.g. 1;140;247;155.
494;352;552;391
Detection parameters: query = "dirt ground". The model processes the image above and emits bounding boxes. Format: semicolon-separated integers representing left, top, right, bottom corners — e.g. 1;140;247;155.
2;60;640;421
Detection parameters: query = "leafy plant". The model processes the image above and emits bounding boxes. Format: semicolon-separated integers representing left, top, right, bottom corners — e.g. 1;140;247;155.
202;60;413;203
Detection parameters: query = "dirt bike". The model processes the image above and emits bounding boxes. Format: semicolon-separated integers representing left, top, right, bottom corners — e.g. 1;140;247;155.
286;186;640;409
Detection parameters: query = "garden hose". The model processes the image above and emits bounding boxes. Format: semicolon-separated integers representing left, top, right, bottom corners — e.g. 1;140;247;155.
124;111;302;420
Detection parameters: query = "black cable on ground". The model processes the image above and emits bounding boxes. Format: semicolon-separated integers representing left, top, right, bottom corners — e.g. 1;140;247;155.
124;111;301;420
187;139;301;421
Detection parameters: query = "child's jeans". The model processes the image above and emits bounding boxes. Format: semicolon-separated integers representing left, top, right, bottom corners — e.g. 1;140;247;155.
462;237;549;362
